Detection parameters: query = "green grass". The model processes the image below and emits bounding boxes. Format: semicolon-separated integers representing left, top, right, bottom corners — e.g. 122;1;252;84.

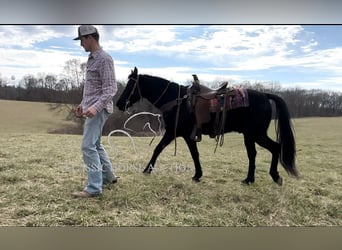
0;101;341;226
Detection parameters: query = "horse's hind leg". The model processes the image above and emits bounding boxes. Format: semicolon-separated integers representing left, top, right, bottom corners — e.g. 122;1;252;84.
143;132;174;174
242;134;257;185
256;134;282;185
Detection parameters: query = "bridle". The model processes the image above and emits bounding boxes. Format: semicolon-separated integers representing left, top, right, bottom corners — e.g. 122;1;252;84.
124;74;187;156
125;75;142;111
125;74;171;111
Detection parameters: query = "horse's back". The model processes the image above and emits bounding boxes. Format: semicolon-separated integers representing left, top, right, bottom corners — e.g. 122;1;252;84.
224;89;272;134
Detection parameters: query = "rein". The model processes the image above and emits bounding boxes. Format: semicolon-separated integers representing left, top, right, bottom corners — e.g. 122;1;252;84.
126;75;172;109
173;84;182;156
125;75;186;155
153;80;171;106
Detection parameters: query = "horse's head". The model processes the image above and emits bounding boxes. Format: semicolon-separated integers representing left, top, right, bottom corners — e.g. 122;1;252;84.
116;67;142;111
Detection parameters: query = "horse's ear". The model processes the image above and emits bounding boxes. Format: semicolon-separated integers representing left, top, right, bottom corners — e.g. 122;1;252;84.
133;67;138;76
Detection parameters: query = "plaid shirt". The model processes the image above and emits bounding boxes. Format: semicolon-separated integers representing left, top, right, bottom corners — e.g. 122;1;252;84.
82;48;117;113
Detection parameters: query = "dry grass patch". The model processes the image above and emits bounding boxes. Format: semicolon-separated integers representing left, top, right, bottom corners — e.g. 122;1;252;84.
0;117;341;226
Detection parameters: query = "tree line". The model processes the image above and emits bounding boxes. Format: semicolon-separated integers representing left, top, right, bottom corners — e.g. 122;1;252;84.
1;59;341;134
241;82;342;117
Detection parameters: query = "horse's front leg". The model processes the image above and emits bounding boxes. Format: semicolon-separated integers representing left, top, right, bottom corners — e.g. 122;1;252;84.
184;136;202;182
143;131;174;174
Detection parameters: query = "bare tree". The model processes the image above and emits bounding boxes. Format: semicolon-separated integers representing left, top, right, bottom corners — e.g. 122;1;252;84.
48;59;87;133
22;74;38;89
63;59;86;90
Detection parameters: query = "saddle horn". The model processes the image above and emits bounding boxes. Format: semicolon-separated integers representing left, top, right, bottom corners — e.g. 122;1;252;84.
192;74;200;84
192;74;201;92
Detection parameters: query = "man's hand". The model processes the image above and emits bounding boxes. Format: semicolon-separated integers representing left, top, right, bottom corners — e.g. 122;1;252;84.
84;107;97;118
75;105;83;117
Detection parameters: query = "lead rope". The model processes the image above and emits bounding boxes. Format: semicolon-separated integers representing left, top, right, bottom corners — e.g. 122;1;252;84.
173;84;181;156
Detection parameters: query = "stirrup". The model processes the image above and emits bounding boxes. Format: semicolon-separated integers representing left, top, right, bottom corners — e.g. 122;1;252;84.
191;127;202;142
194;133;202;142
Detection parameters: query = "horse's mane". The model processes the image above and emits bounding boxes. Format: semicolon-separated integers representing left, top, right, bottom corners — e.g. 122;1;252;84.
140;74;172;84
140;74;187;90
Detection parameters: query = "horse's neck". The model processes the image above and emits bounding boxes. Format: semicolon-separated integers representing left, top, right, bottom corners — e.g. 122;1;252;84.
141;77;182;108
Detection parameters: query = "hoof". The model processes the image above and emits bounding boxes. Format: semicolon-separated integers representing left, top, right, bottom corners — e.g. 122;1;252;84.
143;165;153;174
276;176;283;186
271;174;283;186
241;178;254;185
143;169;152;174
192;177;201;182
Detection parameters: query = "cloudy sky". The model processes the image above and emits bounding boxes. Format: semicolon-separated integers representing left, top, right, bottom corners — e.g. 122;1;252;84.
1;25;342;92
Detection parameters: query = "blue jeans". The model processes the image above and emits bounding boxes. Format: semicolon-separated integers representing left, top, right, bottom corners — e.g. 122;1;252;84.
81;110;116;194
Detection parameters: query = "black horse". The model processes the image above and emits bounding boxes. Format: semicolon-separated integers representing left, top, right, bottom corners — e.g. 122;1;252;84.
116;67;298;185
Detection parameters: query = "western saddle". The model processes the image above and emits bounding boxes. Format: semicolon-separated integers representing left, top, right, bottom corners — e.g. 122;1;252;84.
188;74;233;142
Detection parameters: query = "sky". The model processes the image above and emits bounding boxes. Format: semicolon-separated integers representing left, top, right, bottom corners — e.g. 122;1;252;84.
1;25;342;92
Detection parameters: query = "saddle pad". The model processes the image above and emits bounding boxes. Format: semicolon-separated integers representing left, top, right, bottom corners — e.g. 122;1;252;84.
209;88;249;112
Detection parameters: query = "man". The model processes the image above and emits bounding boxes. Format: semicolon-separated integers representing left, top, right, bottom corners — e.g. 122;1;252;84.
72;25;118;198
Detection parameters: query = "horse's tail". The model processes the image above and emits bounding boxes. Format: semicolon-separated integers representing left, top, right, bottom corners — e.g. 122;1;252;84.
266;93;298;178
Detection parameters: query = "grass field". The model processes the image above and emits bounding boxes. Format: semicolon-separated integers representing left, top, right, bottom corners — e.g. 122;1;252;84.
0;100;341;226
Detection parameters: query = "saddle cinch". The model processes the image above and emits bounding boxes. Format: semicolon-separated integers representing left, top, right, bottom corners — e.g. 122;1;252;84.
188;74;235;142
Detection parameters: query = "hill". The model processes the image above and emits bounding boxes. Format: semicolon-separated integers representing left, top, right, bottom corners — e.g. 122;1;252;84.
0;100;75;134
